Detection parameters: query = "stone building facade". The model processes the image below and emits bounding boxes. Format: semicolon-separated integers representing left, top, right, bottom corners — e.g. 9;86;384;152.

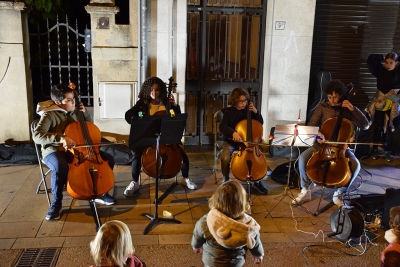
0;0;316;143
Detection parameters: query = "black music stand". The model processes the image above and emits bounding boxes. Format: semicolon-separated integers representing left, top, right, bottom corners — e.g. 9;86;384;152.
129;114;188;235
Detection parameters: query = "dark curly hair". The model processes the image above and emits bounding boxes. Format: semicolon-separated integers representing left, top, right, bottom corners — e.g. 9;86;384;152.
323;80;348;96
138;77;168;102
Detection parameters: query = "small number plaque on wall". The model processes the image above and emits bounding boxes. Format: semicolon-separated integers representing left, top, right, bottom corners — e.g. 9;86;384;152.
275;21;286;30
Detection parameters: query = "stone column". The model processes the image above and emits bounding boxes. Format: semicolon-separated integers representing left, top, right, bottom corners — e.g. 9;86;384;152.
262;0;316;133
0;1;33;142
85;0;138;136
150;0;187;112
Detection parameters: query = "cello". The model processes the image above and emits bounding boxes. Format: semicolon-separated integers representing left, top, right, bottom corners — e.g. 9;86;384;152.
141;77;183;179
306;84;355;188
231;86;268;182
64;101;114;200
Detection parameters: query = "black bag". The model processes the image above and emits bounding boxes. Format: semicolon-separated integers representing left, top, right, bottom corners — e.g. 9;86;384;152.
270;161;299;188
0;142;38;164
100;139;134;165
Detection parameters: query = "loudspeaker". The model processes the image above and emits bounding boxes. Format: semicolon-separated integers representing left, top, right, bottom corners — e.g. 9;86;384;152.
382;188;400;230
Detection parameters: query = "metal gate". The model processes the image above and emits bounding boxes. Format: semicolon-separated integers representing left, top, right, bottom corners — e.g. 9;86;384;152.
29;16;92;106
186;0;267;145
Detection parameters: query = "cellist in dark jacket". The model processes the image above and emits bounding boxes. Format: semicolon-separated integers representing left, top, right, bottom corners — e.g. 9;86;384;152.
219;87;268;194
292;80;369;206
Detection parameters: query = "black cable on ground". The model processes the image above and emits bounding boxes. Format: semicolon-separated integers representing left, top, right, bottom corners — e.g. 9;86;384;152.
301;237;371;267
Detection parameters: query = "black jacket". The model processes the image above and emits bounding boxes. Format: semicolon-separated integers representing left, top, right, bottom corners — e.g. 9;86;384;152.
125;98;181;124
219;106;263;146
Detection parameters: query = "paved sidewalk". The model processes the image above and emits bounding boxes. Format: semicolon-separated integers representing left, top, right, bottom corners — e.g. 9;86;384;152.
0;147;397;266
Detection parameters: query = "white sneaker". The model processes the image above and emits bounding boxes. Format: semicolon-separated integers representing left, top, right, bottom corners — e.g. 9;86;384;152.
292;189;311;205
124;181;140;196
333;190;343;206
181;178;197;190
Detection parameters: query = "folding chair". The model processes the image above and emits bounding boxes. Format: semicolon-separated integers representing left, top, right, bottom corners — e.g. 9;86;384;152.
31;119;52;207
213;110;224;183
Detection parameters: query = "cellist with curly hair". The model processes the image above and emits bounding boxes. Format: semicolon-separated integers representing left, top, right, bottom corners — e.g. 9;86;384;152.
124;77;197;196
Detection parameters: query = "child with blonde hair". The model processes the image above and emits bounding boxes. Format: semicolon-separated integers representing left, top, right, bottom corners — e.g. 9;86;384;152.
382;206;400;267
90;220;145;267
192;180;264;267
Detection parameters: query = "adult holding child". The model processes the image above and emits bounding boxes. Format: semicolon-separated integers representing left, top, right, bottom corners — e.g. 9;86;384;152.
366;52;400;161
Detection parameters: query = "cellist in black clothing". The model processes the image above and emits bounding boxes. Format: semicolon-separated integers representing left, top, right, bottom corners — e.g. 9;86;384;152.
219;87;268;194
124;77;197;196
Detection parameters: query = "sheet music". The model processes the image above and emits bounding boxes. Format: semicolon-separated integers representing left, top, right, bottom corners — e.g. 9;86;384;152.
271;124;319;147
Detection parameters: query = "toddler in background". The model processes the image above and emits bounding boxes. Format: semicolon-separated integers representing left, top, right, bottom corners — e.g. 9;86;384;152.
381;206;400;267
90;220;145;267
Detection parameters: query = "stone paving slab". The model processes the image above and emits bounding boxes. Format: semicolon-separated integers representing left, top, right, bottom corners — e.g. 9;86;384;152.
0;151;398;266
12;237;65;249
0;222;42;239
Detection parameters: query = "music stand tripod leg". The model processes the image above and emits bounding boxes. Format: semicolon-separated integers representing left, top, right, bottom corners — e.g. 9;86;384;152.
141;121;183;235
284;146;294;194
155;175;179;205
129;115;187;234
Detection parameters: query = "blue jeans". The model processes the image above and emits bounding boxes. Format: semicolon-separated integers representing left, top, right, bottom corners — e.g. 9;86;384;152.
298;145;360;194
44;150;114;206
221;142;240;182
